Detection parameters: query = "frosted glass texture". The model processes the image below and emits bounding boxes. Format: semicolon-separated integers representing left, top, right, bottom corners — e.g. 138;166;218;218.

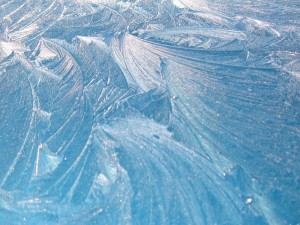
0;0;299;224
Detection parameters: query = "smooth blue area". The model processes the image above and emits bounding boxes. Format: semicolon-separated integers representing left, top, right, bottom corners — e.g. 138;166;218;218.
0;0;299;224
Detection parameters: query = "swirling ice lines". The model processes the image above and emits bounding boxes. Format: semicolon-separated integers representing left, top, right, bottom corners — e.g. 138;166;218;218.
0;0;299;224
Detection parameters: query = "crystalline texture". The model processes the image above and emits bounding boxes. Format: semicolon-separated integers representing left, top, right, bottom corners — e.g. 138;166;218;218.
0;0;299;224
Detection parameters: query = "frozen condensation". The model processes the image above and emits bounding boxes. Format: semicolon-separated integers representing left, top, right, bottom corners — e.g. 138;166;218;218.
0;0;299;224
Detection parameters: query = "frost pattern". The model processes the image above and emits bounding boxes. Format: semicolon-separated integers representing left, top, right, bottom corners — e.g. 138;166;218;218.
0;0;299;224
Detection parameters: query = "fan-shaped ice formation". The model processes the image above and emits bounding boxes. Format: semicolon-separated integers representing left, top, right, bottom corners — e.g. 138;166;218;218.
0;0;299;224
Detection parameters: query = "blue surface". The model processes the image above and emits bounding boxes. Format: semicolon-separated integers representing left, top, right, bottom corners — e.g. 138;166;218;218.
0;0;299;224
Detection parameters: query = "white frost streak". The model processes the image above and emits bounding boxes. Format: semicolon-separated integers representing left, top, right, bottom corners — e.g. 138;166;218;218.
0;41;29;56
35;144;43;176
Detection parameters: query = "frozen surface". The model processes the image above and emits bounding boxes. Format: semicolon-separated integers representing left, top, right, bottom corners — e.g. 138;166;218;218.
0;0;299;224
